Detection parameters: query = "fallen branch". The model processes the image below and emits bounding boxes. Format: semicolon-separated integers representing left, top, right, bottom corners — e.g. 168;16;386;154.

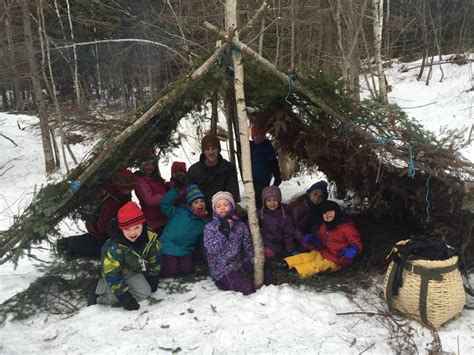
0;133;18;146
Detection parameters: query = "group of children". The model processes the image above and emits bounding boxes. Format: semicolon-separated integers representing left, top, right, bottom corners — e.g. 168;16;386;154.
61;132;362;311
85;178;361;311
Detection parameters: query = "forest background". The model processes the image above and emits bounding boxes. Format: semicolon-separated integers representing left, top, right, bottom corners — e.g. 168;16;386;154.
0;0;472;174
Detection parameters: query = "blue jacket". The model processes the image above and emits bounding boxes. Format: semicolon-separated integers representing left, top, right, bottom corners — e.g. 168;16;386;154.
159;188;210;257
250;139;281;184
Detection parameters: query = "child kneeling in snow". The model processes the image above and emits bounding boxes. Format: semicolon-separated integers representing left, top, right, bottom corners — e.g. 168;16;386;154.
159;184;210;277
204;191;255;295
91;201;161;310
258;185;299;259
282;200;362;278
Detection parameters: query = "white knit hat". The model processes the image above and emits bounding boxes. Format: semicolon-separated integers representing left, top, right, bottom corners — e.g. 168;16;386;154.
211;191;235;212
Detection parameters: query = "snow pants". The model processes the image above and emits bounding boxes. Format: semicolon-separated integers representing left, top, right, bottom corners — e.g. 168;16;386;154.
95;272;151;305
56;233;104;258
160;254;194;278
215;261;255;295
284;250;341;278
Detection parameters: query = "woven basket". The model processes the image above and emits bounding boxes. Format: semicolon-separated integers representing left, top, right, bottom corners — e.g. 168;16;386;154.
384;242;465;329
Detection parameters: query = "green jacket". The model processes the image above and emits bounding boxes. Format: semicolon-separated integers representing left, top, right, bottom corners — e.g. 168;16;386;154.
160;188;210;256
101;219;161;296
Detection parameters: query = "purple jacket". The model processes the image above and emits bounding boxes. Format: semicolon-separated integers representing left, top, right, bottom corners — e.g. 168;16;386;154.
258;204;298;256
204;214;255;281
135;174;168;230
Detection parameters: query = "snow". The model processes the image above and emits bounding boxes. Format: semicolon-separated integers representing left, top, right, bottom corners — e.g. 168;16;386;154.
0;57;473;354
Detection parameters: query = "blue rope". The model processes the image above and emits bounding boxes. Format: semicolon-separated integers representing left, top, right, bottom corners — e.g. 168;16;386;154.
285;75;298;105
217;47;226;65
407;144;416;178
375;133;396;145
69;180;81;191
233;41;242;52
424;166;432;222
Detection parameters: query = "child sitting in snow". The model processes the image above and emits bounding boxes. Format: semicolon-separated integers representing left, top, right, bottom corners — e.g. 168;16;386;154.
91;201;161;311
203;191;255;295
282;200;362;278
159;184;210;278
287;180;329;250
257;185;299;260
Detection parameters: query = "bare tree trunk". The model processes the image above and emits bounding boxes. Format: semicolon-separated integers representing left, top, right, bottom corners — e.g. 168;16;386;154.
20;0;56;173
210;87;218;135
3;0;24;112
39;0;76;170
65;0;82;107
226;0;265;289
225;88;236;166
290;0;295;71
258;17;265;56
372;0;387;103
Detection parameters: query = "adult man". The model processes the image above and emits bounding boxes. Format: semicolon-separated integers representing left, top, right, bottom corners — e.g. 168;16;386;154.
186;134;240;214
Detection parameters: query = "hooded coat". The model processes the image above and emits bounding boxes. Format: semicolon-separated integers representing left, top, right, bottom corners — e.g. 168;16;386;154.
257;204;298;256
135;171;169;230
85;184;131;241
101;219;161;297
159;188;210;257
203;213;254;281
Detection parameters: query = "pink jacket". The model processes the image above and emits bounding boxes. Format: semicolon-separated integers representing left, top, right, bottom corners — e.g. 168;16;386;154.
135;175;168;230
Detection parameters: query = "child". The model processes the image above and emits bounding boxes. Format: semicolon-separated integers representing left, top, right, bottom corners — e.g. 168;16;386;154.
57;169;136;258
134;155;169;232
92;201;161;311
282;200;362;278
287;180;328;249
258;185;299;259
165;161;187;205
159;184;210;278
203;191;255;295
250;125;282;209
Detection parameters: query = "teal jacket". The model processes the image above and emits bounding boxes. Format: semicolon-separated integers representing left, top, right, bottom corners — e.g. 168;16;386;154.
160;188;210;257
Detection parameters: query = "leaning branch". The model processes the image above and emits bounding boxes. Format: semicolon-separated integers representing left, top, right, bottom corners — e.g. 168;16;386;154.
53;38;190;63
0;47;222;262
239;2;269;39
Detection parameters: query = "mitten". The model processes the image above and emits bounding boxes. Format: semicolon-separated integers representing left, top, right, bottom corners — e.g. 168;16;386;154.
117;292;140;311
340;245;358;259
218;218;231;237
264;247;275;259
144;273;159;293
303;233;313;244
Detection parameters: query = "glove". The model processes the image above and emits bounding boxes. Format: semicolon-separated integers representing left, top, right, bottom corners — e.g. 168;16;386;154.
303;233;313;244
117;292;140;311
264;247;275;259
144;273;159;293
170;177;185;190
340;245;358;260
303;234;322;248
218;219;231;237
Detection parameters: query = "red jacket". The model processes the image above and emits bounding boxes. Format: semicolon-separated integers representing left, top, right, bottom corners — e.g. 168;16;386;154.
135;174;169;230
86;185;131;241
317;220;362;266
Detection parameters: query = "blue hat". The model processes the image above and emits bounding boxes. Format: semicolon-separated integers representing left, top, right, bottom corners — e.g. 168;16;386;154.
306;181;328;196
186;184;204;205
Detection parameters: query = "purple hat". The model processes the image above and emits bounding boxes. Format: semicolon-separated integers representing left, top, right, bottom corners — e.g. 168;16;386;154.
261;185;282;202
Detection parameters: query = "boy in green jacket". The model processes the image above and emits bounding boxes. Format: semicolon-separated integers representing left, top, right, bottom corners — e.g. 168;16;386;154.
91;201;161;311
159;184;210;277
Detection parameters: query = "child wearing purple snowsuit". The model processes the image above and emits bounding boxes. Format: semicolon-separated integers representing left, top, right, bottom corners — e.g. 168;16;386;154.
204;191;255;295
258;186;299;259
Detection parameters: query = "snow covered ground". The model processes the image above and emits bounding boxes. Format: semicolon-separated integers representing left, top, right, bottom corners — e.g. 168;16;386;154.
0;57;473;354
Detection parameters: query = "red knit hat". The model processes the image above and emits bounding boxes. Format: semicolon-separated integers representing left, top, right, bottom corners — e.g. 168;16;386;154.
171;161;187;175
251;125;266;138
117;201;145;230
